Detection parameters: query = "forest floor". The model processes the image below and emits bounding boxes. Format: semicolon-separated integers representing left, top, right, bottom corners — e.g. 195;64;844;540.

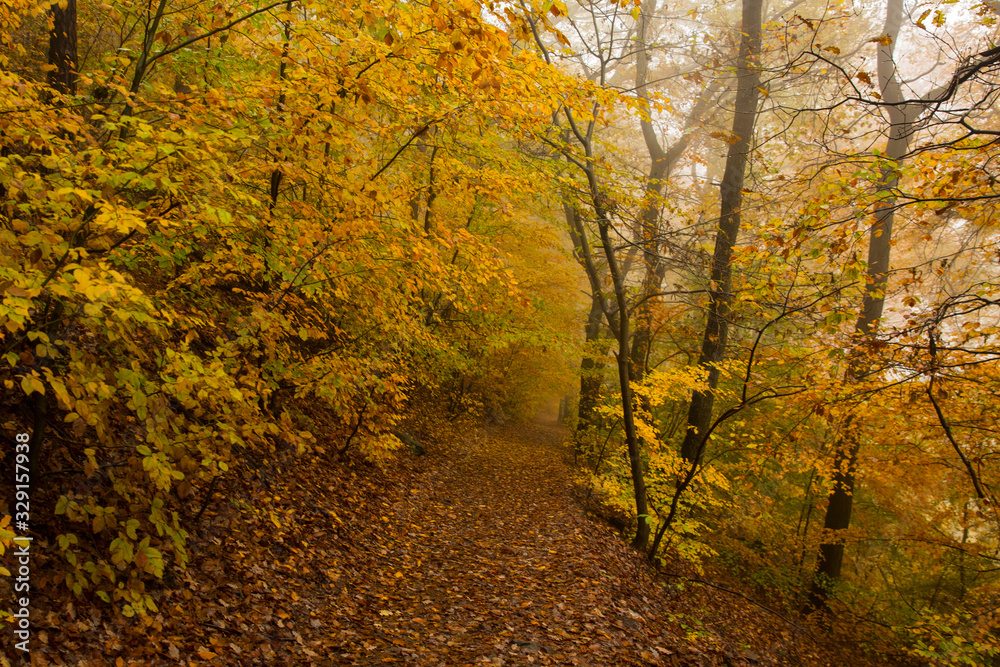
19;418;909;666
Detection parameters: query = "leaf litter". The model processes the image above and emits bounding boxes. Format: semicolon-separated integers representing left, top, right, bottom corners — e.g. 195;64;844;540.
21;419;908;666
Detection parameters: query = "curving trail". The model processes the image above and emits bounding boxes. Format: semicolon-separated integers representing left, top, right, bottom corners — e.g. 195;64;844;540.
35;418;868;666
327;420;682;666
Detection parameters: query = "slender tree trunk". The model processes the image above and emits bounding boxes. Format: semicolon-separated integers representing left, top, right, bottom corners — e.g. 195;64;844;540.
806;160;901;609
621;4;722;531
651;0;763;561
566;194;651;549
265;0;295;260
565;202;606;438
806;0;925;612
576;294;606;438
678;0;762;464
532;13;653;549
629;0;720;389
601;235;650;550
258;0;295;415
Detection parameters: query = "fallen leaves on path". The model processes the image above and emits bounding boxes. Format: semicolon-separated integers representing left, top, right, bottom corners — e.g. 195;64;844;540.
23;419;907;666
327;421;682;666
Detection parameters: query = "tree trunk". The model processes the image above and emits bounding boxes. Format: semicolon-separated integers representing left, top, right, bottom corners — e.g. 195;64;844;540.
629;0;720;389
678;0;762;464
534;13;654;550
47;0;77;95
576;294;606;438
806;161;902;609
566;194;651;550
593;168;650;548
806;0;926;612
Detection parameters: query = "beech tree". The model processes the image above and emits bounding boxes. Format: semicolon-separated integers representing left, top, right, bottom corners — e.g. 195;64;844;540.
527;0;734;549
675;0;762;468
806;0;1000;612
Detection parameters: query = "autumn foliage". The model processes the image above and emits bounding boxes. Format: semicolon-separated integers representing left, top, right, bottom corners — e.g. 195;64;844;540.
2;0;1000;664
0;0;579;631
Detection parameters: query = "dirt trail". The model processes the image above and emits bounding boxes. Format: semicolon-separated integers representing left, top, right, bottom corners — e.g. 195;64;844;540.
327;420;683;666
25;418;869;666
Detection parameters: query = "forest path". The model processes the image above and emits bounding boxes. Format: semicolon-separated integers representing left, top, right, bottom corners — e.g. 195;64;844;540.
327;419;682;666
41;417;827;666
